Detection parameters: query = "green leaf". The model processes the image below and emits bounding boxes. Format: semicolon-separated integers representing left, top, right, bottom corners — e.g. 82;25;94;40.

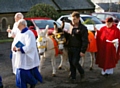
82;19;95;25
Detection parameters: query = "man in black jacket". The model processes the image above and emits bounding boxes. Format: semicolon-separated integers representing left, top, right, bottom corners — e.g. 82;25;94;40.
64;11;88;82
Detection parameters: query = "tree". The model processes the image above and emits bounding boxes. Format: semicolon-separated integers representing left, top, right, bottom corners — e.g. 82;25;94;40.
26;3;59;20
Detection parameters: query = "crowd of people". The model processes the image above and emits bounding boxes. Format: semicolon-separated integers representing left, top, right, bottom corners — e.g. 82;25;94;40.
61;11;120;83
0;11;119;88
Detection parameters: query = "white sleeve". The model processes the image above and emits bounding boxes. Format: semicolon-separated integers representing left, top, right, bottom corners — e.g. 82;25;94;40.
106;39;119;52
117;22;120;30
11;23;19;35
22;31;36;53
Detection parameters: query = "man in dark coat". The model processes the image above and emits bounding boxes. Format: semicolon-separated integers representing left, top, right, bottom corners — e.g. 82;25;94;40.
64;11;88;82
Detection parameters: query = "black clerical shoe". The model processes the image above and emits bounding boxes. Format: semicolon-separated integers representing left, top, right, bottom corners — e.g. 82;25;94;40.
0;85;3;88
0;82;3;88
102;73;111;77
80;74;86;82
65;77;77;84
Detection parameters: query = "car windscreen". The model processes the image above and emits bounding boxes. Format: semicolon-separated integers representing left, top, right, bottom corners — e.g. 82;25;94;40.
114;14;120;20
26;20;34;27
33;20;60;29
81;16;103;24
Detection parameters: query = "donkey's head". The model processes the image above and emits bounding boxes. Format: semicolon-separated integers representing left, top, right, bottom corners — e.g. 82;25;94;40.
36;25;49;55
53;21;66;50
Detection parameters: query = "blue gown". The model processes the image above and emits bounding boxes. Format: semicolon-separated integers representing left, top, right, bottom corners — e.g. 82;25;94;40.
16;67;42;88
0;76;3;88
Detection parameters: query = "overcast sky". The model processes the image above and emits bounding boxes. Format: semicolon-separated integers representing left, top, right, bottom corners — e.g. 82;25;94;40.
91;0;120;3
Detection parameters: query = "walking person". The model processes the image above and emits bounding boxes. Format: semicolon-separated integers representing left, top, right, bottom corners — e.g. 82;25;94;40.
95;17;120;76
12;19;42;88
63;11;89;82
6;12;24;75
7;12;23;38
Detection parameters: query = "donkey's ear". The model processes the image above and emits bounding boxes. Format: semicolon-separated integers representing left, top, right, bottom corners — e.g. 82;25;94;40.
44;25;49;35
53;22;57;28
60;21;65;29
36;26;40;37
53;22;58;34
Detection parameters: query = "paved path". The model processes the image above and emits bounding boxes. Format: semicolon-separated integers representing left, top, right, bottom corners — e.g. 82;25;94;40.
0;42;120;88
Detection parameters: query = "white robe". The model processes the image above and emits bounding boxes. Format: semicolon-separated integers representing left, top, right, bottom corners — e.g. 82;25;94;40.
9;22;20;38
101;68;113;75
12;29;40;70
117;21;120;30
10;22;20;74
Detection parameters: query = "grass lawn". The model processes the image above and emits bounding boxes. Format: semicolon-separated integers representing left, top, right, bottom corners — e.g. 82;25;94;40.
0;38;13;43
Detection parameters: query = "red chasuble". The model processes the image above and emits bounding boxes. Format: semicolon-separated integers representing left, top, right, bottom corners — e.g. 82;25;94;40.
96;24;120;71
118;27;120;60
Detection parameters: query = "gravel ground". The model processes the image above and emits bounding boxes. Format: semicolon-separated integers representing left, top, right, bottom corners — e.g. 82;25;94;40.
0;42;120;88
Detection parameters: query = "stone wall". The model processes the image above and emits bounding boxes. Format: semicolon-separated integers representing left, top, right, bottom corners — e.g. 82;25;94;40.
0;12;26;32
0;32;8;39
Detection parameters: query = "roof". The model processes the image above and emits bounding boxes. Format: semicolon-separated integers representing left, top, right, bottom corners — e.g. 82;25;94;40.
92;12;120;14
0;0;58;13
54;0;95;10
0;0;95;13
96;3;118;12
102;12;120;14
24;17;51;20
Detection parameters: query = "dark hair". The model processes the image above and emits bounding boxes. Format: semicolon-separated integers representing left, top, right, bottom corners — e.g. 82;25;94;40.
71;11;80;18
105;17;113;22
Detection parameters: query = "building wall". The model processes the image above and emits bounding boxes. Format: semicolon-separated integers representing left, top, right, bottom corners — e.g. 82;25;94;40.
0;13;26;32
0;13;14;32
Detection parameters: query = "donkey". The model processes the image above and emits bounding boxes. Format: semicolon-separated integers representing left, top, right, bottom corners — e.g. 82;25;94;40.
53;22;69;70
81;30;97;70
53;21;97;70
36;25;69;77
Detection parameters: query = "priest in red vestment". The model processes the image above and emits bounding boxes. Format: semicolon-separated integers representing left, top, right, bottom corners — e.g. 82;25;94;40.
95;17;120;76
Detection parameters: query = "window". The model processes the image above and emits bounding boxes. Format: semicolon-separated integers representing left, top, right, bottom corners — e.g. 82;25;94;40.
92;13;97;16
105;15;116;20
96;14;105;21
114;14;120;20
2;19;7;32
26;20;34;27
34;20;60;29
81;16;102;24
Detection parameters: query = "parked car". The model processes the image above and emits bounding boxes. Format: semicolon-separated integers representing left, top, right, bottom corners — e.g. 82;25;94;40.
56;14;105;32
24;17;61;38
91;12;120;25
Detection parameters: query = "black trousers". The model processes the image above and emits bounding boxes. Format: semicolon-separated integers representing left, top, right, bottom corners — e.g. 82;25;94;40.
68;47;84;79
